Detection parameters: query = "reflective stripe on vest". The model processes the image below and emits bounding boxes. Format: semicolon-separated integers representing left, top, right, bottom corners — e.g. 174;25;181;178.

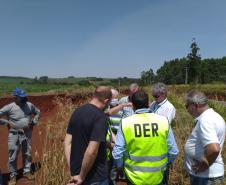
122;113;169;185
129;153;168;162
125;160;168;172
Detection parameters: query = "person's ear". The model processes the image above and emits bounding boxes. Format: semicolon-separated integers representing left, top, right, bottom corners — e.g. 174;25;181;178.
194;103;199;109
104;98;110;104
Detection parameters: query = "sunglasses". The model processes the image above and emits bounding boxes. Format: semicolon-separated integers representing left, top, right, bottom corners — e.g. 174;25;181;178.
152;95;160;99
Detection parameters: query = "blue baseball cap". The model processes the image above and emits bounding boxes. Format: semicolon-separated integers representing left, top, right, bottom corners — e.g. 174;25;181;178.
13;88;28;97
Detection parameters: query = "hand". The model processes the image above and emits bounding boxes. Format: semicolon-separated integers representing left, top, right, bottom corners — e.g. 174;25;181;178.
192;159;209;174
117;167;126;180
67;175;83;185
106;142;115;149
122;102;132;107
7;121;13;129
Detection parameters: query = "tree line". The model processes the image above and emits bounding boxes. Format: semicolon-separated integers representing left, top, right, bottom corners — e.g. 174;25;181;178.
140;39;226;85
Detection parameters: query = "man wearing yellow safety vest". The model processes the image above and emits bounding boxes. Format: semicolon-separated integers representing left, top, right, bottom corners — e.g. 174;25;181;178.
112;90;179;185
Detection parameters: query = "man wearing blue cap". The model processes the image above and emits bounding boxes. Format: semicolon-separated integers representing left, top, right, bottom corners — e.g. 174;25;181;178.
0;88;40;185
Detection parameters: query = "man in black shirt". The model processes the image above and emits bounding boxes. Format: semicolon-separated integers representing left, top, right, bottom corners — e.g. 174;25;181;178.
64;86;112;185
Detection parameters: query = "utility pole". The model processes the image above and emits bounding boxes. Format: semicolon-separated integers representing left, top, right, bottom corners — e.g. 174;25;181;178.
185;66;188;84
118;77;121;93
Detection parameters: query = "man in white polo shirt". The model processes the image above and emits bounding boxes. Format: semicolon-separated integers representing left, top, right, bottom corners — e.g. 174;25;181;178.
185;90;225;185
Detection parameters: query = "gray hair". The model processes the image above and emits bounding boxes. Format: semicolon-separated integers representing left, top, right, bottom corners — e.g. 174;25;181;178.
152;82;167;95
129;83;139;92
111;88;119;99
186;90;208;105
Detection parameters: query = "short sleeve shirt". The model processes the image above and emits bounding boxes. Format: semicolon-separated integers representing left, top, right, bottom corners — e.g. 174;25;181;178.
184;108;226;178
67;103;108;183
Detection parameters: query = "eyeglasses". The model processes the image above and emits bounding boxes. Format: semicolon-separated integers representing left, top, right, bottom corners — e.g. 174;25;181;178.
152;95;160;99
185;103;189;109
185;102;194;109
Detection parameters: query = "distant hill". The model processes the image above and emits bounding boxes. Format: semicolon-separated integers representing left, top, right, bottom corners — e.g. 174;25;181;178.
0;76;32;83
0;76;139;85
0;76;139;96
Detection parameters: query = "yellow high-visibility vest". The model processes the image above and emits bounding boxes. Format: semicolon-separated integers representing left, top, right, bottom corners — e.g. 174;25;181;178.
122;113;169;185
106;120;113;160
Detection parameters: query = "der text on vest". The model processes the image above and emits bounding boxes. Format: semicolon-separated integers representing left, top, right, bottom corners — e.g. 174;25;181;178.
134;123;159;137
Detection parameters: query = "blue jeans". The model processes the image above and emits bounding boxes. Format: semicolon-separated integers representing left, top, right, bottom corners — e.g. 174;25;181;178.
162;167;169;185
190;174;224;185
90;179;109;185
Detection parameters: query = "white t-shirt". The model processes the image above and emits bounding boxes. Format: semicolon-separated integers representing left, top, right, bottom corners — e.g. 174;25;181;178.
150;99;176;124
184;108;226;178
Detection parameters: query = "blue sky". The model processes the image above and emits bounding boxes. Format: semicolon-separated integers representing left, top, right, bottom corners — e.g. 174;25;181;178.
0;0;225;78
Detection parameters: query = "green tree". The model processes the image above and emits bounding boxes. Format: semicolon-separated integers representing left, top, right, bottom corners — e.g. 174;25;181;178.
39;76;49;84
33;76;38;83
187;38;201;83
140;68;155;86
156;58;186;84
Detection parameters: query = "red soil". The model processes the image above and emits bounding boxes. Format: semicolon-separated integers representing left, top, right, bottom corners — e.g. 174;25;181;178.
0;93;91;185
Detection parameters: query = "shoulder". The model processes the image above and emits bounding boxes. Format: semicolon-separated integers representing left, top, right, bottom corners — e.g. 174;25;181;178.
165;100;175;107
76;103;94;112
77;104;107;118
121;113;137;124
3;102;15;109
152;113;169;124
119;96;128;103
26;102;39;109
199;109;225;126
164;100;176;110
26;102;33;107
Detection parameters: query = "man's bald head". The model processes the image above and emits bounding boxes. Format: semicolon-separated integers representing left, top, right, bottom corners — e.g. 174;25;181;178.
93;86;112;103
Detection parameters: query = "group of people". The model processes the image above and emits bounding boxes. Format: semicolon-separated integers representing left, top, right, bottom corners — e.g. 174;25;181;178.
0;83;225;185
64;83;226;185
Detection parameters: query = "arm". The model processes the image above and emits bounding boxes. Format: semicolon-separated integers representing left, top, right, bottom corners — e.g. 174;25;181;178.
79;141;100;180
192;118;221;173
112;126;126;168
108;103;132;116
0;105;10;117
31;104;41;124
167;127;179;165
69;141;100;185
193;143;220;173
0;119;9;125
64;133;72;168
0;105;11;126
